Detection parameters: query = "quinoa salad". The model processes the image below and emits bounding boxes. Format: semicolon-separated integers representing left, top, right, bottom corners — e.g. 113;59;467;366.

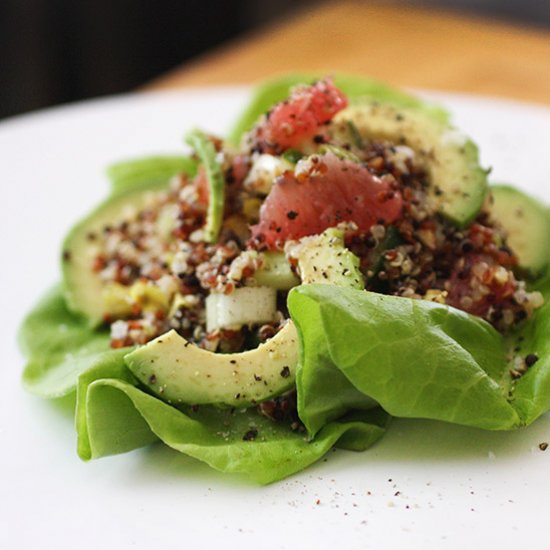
91;82;540;347
20;75;550;483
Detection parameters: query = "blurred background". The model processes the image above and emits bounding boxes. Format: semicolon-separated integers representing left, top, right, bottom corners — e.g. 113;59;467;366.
1;0;549;120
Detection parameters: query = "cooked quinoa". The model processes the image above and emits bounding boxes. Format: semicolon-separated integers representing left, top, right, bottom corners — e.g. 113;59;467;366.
91;136;542;352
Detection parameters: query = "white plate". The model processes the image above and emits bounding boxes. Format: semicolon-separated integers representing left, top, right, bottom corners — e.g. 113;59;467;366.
1;88;550;550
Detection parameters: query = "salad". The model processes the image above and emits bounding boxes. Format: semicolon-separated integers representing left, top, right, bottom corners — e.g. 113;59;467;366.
19;74;550;484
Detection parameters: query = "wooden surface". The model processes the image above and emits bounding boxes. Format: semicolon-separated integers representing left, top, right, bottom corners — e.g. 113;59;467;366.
147;1;550;105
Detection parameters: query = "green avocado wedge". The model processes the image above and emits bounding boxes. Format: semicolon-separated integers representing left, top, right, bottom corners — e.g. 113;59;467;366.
125;321;299;407
62;180;171;326
252;252;300;290
287;226;365;288
334;102;488;227
490;185;550;278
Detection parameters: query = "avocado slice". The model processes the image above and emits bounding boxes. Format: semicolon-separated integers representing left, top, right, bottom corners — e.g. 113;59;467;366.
62;181;170;326
125;227;365;406
334;102;488;227
125;320;298;407
286;227;365;289
185;129;225;243
490;185;550;278
253;252;300;290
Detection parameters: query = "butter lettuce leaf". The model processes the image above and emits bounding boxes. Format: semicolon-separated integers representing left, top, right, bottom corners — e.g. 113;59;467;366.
75;359;151;460
107;155;198;196
289;285;524;435
19;286;128;398
81;376;387;484
508;300;550;425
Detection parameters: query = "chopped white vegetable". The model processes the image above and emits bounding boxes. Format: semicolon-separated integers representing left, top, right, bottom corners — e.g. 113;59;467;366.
206;286;277;331
243;154;292;195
